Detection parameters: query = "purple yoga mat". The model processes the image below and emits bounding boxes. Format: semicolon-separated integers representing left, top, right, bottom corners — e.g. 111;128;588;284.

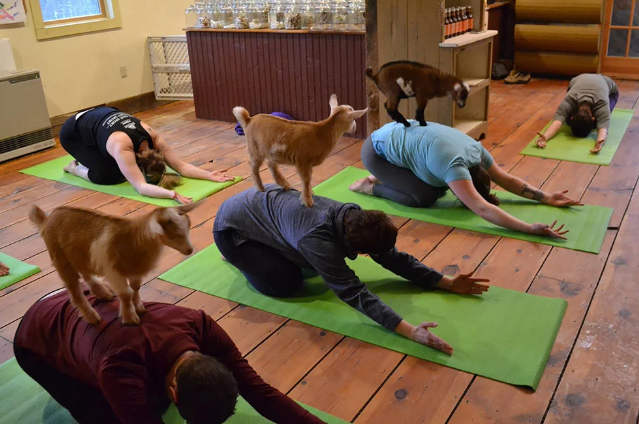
235;112;294;135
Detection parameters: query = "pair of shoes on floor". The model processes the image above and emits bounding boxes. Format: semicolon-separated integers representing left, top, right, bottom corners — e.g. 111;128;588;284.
504;70;531;84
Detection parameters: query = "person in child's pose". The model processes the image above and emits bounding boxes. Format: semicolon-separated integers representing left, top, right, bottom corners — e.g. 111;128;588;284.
214;185;492;355
350;121;582;238
536;74;619;154
14;289;326;424
60;107;234;204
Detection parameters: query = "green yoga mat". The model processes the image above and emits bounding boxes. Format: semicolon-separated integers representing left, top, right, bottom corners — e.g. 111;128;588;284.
0;358;345;424
313;167;612;254
159;244;567;390
21;155;242;207
520;108;634;165
0;253;40;291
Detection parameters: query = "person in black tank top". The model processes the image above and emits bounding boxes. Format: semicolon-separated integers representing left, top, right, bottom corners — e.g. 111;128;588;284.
59;107;234;204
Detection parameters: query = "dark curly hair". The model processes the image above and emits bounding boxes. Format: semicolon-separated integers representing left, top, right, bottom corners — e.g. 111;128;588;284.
135;149;182;189
568;106;595;138
468;165;500;206
344;209;398;254
175;353;239;424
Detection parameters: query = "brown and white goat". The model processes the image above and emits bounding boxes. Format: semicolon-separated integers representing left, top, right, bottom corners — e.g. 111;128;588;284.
234;94;367;207
29;203;200;325
366;60;470;127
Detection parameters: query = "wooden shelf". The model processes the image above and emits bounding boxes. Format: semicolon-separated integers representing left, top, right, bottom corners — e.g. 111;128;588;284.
186;28;364;35
464;78;490;95
454;119;485;135
486;0;512;10
440;30;498;48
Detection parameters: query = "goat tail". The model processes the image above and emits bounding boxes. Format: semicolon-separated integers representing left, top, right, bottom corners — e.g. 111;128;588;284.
233;107;251;129
365;67;377;82
29;205;48;232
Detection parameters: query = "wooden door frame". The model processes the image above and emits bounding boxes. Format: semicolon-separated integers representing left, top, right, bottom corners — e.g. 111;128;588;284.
601;0;639;79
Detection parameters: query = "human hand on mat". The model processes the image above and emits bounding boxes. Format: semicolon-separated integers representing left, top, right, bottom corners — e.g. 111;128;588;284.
209;169;235;182
536;133;547;149
531;221;569;239
412;322;454;355
0;261;8;276
591;140;605;154
543;190;584;208
173;192;193;204
439;272;490;295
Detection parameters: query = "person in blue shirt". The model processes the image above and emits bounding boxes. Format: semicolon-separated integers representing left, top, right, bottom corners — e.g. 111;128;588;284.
349;121;582;239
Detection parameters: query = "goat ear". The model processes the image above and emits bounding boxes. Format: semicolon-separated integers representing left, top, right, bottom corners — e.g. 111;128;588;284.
173;199;203;214
329;94;339;109
349;108;368;120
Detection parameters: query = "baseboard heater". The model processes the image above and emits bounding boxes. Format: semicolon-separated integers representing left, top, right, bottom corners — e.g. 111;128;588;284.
0;69;55;163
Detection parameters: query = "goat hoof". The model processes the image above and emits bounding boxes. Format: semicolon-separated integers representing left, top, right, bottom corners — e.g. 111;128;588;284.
135;302;146;315
301;197;314;208
81;308;102;325
91;284;115;301
420;122;427;127
281;182;292;191
402;122;411;128
121;313;141;326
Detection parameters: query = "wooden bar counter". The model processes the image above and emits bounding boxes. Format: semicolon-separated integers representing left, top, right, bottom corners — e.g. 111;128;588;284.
186;28;367;138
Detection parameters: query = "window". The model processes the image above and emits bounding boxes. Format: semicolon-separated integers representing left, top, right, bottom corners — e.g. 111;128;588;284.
29;0;121;40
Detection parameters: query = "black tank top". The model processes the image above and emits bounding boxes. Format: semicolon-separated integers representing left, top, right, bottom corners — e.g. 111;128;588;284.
75;107;154;157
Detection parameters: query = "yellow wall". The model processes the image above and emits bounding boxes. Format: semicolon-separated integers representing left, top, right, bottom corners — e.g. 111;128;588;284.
0;0;192;117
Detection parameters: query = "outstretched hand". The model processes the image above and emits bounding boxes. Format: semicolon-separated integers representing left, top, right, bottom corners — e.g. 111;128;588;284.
531;220;569;239
448;271;490;295
544;190;584;207
0;261;9;277
536;133;547;149
411;322;453;355
174;193;193;204
210;169;235;182
591;140;605;154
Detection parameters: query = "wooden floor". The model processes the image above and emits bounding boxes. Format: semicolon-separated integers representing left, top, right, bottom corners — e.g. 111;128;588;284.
1;79;639;424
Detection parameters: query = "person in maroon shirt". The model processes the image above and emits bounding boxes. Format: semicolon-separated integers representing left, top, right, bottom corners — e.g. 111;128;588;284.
14;289;325;424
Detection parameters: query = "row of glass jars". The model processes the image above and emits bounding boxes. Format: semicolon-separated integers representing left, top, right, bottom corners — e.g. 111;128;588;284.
185;0;365;31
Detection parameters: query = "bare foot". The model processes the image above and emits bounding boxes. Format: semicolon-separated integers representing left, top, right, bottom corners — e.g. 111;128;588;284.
349;176;376;195
63;160;79;174
221;255;228;262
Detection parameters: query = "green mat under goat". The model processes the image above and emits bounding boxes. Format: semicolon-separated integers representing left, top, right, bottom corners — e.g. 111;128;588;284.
520;108;634;165
159;244;567;390
0;358;345;424
21;155;242;207
0;253;40;291
312;166;612;254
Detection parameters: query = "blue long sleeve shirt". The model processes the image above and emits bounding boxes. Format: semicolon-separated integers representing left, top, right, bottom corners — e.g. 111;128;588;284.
213;185;444;330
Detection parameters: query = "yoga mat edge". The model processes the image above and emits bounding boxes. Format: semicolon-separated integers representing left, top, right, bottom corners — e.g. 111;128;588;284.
0;253;40;291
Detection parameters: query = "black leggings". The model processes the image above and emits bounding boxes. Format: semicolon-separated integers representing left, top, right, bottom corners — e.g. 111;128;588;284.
361;137;447;208
213;229;304;297
59;117;125;185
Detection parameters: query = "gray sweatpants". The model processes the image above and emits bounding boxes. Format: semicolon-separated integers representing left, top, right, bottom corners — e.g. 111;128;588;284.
361;137;448;208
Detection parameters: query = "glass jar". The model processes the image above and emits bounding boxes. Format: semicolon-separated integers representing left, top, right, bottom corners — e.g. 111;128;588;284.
331;0;348;31
209;0;223;28
202;3;214;27
194;2;207;28
185;5;198;29
219;0;234;28
269;0;286;29
234;0;249;29
348;0;364;31
285;0;302;30
300;0;315;30
249;0;269;29
315;0;332;30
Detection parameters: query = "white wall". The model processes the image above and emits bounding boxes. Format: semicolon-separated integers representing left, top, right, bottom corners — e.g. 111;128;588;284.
0;0;192;117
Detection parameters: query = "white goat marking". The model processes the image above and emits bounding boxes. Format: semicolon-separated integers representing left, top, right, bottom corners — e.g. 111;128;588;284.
269;144;288;155
396;77;415;97
148;216;164;236
462;82;470;92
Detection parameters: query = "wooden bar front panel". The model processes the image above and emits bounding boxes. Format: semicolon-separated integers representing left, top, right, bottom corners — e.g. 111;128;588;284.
187;31;367;139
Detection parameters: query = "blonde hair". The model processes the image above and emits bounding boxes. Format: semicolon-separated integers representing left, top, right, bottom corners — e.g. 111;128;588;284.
135;149;182;189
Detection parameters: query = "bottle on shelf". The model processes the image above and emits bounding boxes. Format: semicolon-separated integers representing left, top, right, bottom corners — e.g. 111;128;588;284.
467;5;474;33
447;8;453;39
443;8;449;39
460;6;466;34
452;7;460;37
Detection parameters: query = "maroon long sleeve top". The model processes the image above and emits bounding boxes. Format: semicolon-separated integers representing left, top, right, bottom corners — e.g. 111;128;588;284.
14;291;325;424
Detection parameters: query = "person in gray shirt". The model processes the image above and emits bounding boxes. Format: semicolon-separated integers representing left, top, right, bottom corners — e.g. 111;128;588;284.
213;185;491;355
537;74;619;154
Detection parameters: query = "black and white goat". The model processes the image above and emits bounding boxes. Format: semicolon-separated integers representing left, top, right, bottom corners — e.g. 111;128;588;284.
366;60;470;127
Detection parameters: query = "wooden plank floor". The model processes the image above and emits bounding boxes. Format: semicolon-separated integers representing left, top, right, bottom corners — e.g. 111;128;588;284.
1;79;639;424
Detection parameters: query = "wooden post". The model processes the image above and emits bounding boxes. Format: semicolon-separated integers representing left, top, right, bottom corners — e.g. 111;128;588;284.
365;0;379;136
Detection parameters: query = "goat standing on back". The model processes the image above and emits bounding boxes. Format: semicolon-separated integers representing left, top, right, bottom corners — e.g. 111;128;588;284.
29;202;200;326
366;60;470;127
234;94;367;207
